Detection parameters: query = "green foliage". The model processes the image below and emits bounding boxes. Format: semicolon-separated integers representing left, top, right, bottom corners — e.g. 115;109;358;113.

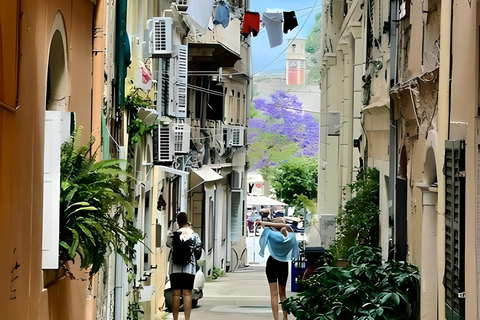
124;88;157;150
127;301;143;320
283;246;420;320
305;12;322;54
211;267;226;280
270;157;318;207
305;13;322;85
59;127;143;277
331;167;380;260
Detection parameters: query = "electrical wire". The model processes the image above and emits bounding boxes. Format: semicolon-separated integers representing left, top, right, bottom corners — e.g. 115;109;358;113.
252;0;320;76
104;121;122;152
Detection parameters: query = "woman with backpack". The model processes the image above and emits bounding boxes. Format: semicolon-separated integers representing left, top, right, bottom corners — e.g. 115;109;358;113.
256;218;299;320
167;212;202;320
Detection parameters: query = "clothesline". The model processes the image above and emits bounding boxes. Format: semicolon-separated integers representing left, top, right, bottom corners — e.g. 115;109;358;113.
253;0;320;76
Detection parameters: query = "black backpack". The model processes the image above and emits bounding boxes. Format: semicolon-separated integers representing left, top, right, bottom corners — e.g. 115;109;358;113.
171;231;196;266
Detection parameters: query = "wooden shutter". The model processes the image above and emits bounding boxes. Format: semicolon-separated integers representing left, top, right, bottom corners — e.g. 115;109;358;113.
158;58;171;116
395;177;407;261
173;44;188;118
444;140;465;320
43;111;73;268
0;0;20;111
230;190;243;242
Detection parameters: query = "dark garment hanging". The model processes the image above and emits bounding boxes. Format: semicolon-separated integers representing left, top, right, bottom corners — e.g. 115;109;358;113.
242;11;261;37
283;11;298;34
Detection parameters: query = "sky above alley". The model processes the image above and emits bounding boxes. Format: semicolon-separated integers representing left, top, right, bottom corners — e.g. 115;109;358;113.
251;0;322;74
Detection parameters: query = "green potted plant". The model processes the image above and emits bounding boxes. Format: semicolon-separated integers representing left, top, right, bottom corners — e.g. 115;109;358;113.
57;127;143;279
283;245;420;319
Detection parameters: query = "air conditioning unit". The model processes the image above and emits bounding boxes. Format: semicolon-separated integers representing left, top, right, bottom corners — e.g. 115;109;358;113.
147;17;173;58
225;126;244;147
153;125;174;163
175;0;189;11
172;123;191;154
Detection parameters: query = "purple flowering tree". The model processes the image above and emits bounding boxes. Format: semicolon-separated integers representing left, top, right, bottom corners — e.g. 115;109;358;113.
248;90;319;171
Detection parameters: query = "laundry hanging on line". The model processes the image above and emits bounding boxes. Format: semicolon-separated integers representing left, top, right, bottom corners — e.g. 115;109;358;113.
283;11;298;34
262;12;283;48
214;0;230;28
187;0;215;30
242;11;261;37
259;10;298;48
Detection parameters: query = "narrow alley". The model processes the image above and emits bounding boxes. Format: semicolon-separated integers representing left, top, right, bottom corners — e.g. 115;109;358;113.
178;265;293;320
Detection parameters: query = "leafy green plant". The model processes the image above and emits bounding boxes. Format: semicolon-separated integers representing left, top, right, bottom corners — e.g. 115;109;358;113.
59;127;143;277
332;167;380;260
127;301;144;320
124;88;157;151
211;267;225;280
283;246;420;320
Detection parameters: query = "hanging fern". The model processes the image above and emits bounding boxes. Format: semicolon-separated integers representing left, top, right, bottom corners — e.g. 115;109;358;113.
59;127;143;277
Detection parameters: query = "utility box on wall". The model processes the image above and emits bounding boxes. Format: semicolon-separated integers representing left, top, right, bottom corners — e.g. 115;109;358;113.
320;214;336;249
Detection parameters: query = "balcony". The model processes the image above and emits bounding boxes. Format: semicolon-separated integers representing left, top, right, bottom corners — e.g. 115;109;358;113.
186;18;242;71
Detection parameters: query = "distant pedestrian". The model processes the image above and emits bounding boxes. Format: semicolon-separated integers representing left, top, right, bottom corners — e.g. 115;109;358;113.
167;212;202;320
256;218;299;320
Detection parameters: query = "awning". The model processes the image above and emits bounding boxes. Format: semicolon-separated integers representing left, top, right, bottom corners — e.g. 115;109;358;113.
189;166;223;192
191;166;223;182
247;195;286;206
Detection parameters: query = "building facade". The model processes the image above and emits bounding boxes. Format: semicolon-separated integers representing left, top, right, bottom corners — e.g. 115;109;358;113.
319;0;480;318
286;38;306;85
1;0;251;319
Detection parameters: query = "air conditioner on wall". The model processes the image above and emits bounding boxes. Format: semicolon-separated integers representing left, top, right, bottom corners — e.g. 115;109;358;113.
147;17;173;58
153;125;174;163
224;126;244;147
171;123;191;154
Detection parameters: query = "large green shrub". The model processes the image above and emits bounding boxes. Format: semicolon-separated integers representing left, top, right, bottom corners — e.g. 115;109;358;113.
331;167;380;261
59;128;143;277
283;246;420;320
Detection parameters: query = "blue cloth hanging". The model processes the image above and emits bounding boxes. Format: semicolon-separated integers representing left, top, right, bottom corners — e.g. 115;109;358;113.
213;1;230;28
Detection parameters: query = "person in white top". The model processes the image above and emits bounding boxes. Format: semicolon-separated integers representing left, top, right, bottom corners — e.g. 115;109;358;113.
167;212;202;320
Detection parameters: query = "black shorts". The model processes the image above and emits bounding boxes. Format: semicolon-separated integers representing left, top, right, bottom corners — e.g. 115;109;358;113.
170;273;195;290
266;256;289;286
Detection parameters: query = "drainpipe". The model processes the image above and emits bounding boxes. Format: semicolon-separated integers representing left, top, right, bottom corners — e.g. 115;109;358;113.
115;0;128;110
437;0;453;317
114;0;128;319
114;145;126;320
389;0;398;261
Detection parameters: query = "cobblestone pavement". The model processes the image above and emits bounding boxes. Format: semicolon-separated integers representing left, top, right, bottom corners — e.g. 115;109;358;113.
166;264;296;320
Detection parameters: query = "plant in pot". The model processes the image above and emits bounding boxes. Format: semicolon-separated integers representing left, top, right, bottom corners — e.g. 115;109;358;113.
331;167;380;265
283;245;420;319
57;127;143;281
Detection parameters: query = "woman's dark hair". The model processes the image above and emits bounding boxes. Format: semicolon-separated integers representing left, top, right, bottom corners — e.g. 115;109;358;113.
176;212;188;226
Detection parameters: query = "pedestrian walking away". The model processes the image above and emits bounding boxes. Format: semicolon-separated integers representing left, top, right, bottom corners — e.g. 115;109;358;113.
256;218;299;320
167;212;203;320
